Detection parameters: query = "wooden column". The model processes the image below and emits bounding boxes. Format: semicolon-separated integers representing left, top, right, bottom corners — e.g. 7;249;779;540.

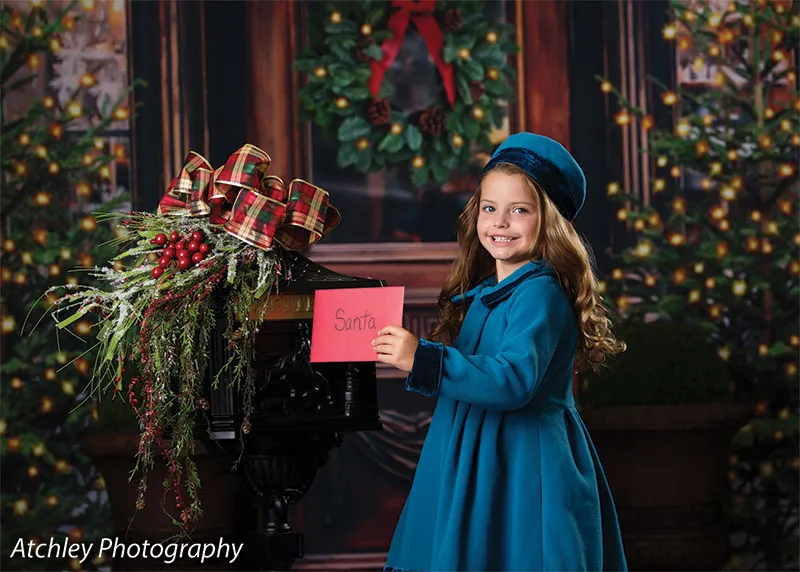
246;0;303;179
519;0;571;149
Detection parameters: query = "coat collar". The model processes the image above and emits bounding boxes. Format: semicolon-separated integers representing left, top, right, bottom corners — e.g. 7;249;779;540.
451;260;555;308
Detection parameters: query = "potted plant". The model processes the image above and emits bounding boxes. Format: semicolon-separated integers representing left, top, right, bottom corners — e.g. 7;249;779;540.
580;321;750;571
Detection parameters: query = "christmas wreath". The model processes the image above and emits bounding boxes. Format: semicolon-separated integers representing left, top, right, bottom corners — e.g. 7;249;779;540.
294;0;519;187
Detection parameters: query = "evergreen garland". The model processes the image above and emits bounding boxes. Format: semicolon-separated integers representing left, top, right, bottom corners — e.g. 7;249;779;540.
33;213;284;532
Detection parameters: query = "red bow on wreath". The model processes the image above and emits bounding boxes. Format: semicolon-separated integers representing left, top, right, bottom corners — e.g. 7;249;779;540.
157;144;341;251
368;0;456;107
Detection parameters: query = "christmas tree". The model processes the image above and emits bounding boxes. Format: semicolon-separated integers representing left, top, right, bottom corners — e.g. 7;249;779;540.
599;0;798;568
1;2;135;570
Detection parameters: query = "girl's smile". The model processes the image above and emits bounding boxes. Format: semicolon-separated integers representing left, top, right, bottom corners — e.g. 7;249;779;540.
477;171;539;281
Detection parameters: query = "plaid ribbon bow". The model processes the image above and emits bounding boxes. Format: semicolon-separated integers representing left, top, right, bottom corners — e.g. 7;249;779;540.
157;144;341;250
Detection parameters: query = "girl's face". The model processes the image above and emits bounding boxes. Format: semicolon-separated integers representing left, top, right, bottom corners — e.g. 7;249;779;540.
477;171;540;281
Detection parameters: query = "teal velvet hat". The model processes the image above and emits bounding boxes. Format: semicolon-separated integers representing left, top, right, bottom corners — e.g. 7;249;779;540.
481;132;587;221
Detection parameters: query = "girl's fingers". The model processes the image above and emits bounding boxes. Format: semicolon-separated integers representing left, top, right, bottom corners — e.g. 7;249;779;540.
372;335;397;347
377;324;405;336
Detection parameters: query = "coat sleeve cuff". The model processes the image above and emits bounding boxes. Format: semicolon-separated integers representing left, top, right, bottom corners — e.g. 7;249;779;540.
405;338;444;397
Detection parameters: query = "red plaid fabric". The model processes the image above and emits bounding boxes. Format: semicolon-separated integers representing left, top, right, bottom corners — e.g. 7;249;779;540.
158;144;340;251
278;180;342;250
223;189;287;250
157;151;213;216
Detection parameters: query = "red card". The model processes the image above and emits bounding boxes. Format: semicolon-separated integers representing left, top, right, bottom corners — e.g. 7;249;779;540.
310;286;405;363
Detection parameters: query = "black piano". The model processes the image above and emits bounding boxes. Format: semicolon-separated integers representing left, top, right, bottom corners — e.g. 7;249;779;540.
201;251;385;570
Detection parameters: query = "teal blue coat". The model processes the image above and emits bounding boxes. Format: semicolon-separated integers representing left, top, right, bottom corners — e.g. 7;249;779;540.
385;261;627;572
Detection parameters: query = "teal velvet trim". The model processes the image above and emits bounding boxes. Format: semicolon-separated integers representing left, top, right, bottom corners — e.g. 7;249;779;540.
405;338;443;398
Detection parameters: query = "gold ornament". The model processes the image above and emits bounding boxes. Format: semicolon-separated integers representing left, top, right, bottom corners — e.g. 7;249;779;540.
487;67;499;81
335;97;349;109
390;123;403;135
486;31;498;43
600;80;612;93
330;11;342;23
356;137;369;151
451;133;464;147
79;72;95;87
412;156;425;169
458;48;471;60
313;67;327;78
361;24;372;36
472;106;484;120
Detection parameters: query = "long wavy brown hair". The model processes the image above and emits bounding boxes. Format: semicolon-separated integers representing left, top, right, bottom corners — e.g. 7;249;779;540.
429;162;625;372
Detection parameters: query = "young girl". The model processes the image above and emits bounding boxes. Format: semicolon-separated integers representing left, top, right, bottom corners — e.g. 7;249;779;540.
373;132;628;571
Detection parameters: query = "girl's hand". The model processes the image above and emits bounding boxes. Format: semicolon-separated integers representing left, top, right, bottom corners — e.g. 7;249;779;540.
373;325;419;372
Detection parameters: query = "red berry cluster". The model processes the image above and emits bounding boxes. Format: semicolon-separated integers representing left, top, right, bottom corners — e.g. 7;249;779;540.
150;229;212;279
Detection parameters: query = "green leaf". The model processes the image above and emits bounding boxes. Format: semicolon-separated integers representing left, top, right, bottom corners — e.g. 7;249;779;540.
443;44;460;63
331;44;354;62
431;161;450;184
364;43;383;60
366;8;385;26
378;132;405;154
337;143;359;168
461;59;485;81
410;162;429;188
341;85;371;100
355;147;373;172
337;116;372;141
405;125;423;151
324;20;358;35
463;117;480;140
456;75;473;105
